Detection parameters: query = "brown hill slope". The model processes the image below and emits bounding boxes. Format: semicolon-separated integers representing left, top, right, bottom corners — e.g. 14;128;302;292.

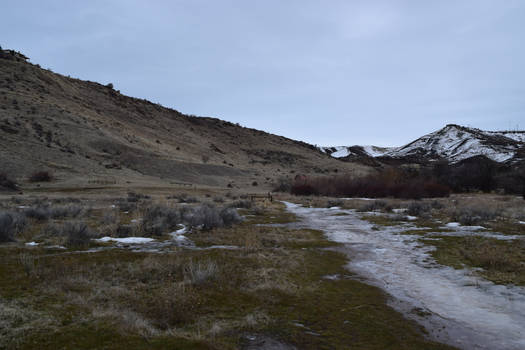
0;49;370;190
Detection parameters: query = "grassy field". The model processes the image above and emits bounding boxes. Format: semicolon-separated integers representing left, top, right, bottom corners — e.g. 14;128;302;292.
0;189;456;349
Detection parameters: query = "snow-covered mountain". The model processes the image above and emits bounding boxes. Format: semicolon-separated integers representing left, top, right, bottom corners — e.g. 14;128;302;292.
320;145;393;159
322;124;525;163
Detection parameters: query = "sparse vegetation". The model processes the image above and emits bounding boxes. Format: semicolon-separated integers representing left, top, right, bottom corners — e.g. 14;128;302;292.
0;198;454;349
140;205;181;236
63;221;93;248
407;201;432;217
448;205;501;226
357;200;391;212
0;211;26;242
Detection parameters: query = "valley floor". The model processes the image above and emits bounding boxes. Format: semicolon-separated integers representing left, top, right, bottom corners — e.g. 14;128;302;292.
0;187;457;350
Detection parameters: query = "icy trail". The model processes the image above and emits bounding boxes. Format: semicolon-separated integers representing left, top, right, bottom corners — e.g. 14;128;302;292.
284;202;525;350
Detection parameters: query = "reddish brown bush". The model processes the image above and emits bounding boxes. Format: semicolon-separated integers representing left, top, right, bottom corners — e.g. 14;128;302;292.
290;173;450;199
29;171;52;183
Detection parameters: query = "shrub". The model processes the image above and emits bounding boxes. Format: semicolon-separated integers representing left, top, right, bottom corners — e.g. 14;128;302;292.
127;191;150;202
49;205;84;219
219;207;243;226
273;177;292;193
64;221;92;248
24;204;83;221
115;224;134;237
0;212;27;242
291;183;317;196
172;193;198;203
357;200;390;212
451;207;501;226
184;259;218;285
24;207;51;221
407;202;432;216
326;199;344;208
117;199;137;212
188;204;223;230
0;173;17;191
141;205;181;236
29;171;52;182
213;196;225;203
228;200;253;209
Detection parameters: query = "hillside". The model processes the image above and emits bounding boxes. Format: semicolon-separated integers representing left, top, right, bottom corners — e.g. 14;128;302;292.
0;49;370;190
322;124;525;164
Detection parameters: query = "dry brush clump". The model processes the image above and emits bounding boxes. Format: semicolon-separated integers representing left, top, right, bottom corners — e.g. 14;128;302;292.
447;201;502;226
0;172;18;191
28;170;53;182
0;211;27;242
356;200;391;212
136;203;243;236
24;204;85;221
63;221;93;248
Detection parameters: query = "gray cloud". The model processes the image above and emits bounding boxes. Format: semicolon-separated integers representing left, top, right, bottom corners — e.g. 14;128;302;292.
2;0;524;146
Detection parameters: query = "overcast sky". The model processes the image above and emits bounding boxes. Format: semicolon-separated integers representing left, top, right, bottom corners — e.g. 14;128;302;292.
2;1;524;146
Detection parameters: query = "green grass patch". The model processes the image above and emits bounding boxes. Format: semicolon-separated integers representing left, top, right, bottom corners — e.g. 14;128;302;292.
420;236;525;286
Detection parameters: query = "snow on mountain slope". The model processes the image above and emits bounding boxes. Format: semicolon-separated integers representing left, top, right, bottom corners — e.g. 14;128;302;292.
320;145;393;158
487;131;525;143
323;125;525;163
387;124;520;162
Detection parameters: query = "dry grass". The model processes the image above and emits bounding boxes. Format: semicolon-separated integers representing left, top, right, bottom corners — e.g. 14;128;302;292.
0;297;57;349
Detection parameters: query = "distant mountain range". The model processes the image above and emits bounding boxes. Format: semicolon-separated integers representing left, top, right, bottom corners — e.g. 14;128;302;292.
321;124;525;164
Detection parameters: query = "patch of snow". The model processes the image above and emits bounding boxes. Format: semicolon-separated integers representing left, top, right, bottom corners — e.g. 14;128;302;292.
323;274;341;280
175;225;187;234
379;125;520;163
95;236;154;244
406;216;417;221
519;221;525;225
204;245;239;250
444;223;485;230
18;205;27;209
25;241;39;246
392;208;408;213
361;145;391;157
331;146;351;158
110;205;116;208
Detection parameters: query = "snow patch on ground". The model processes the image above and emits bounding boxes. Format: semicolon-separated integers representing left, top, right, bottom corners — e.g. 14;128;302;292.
96;237;155;244
25;242;39;246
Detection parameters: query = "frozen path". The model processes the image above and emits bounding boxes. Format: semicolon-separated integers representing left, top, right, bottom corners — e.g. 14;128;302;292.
284;202;525;350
